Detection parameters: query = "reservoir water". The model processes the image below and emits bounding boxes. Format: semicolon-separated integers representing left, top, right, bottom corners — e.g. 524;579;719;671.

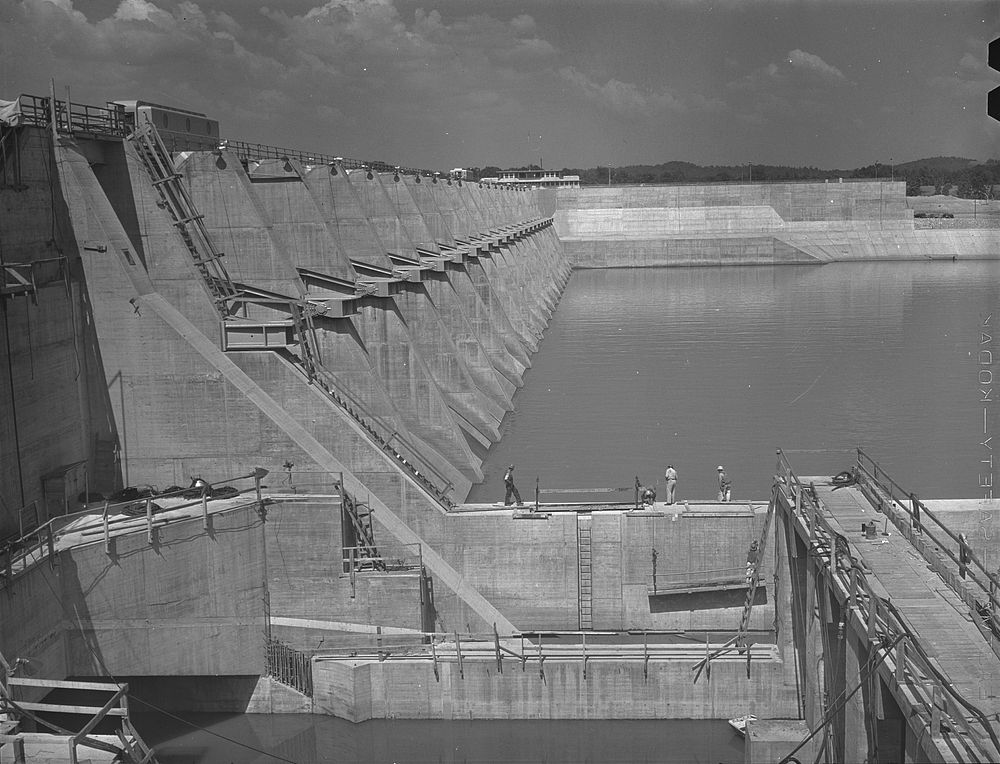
144;260;998;762
137;715;741;763
470;260;999;508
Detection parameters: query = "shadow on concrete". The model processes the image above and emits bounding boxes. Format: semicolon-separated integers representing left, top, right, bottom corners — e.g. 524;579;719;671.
648;585;768;613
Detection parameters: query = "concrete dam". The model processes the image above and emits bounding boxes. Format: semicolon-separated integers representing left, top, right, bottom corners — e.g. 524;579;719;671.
3;95;1000;762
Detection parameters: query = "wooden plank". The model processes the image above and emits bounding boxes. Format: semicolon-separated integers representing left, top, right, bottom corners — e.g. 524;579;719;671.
13;701;127;717
7;677;122;692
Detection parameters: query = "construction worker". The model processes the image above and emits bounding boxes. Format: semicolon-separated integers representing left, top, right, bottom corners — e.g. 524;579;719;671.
717;466;732;502
664;464;678;504
746;540;759;585
504;464;523;506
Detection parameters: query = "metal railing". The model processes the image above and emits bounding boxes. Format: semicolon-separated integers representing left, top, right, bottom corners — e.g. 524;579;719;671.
265;637;313;697
303;364;456;508
313;627;777;683
775;449;1000;762
854;447;1000;633
224;139;441;179
0;469;269;586
343;543;424;599
10;93;128;138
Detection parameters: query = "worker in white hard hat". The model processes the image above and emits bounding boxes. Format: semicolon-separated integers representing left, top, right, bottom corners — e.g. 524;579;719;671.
664;464;678;505
717;466;732;502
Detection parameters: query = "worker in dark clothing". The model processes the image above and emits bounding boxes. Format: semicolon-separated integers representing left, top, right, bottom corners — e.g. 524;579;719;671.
504;464;523;506
717;466;732;502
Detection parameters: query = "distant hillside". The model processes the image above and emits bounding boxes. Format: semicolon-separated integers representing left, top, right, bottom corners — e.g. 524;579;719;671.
893;156;982;173
542;157;1000;198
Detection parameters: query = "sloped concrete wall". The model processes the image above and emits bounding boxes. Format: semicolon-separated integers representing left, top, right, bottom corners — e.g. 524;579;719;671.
0;129;112;539
0;504;266;679
555;181;1000;266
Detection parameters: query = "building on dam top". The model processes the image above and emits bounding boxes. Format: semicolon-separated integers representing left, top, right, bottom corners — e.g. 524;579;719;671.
481;168;581;188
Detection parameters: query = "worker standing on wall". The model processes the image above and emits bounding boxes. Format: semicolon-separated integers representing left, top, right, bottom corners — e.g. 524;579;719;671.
664;464;678;504
717;466;732;502
746;540;759;585
504;464;523;506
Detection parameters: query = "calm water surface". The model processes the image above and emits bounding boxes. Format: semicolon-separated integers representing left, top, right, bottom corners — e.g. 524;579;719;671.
137;714;742;763
470;261;999;505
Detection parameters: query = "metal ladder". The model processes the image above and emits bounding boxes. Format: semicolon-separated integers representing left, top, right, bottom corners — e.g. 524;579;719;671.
578;513;594;630
342;484;385;572
735;484;777;648
290;301;322;380
692;483;777;683
127;120;238;316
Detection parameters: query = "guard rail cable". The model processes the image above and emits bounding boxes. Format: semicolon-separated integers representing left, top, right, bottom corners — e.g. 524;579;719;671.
774;448;1000;762
691;482;777;683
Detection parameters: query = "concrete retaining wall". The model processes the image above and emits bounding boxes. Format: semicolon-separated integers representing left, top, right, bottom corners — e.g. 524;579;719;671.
555;182;1000;266
313;654;799;721
0;504;266;680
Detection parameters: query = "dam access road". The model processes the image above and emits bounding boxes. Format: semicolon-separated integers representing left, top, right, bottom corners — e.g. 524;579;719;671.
1;93;999;763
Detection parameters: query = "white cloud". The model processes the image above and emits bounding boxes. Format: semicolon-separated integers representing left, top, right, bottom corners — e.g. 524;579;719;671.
729;49;848;95
787;49;845;82
559;66;684;115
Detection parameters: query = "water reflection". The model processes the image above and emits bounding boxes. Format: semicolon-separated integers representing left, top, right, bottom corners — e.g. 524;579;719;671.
138;714;743;763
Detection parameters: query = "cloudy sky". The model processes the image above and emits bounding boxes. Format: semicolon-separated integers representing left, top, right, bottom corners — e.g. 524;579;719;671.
1;0;997;171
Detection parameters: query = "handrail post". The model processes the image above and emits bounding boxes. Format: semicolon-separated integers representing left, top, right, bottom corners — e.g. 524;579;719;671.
455;632;464;679
867;593;878;642
145;497;153;544
430;636;439;681
349;548;356;599
958;533;969;580
494;623;502;673
991;575;999;625
46;526;55;564
911;494;921;534
931;685;942;737
201;487;210;530
103;501;111;555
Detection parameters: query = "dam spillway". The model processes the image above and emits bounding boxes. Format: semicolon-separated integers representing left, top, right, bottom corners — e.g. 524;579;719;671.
1;95;1000;761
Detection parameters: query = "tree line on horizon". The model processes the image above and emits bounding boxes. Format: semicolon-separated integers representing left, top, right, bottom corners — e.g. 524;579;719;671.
465;157;1000;198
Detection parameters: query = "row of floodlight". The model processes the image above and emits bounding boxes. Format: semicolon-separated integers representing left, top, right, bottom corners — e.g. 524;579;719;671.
212;139;531;190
